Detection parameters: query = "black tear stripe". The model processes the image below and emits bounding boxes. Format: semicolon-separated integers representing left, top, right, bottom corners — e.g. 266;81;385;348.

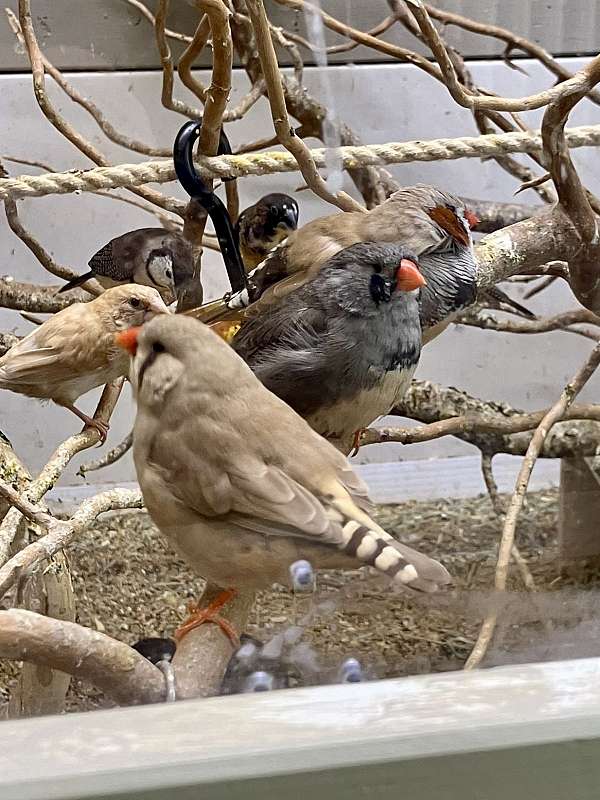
137;349;158;391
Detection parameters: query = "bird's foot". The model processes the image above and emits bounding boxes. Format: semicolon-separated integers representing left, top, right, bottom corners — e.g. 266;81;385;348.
174;588;239;645
65;404;109;443
84;417;109;443
349;428;366;457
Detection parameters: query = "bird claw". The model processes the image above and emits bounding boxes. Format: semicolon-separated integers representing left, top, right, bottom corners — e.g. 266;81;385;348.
350;428;366;457
86;418;109;444
174;588;239;646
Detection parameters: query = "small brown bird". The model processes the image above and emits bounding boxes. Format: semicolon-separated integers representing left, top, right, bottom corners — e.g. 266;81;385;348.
235;193;299;270
120;315;450;640
59;228;194;303
195;184;531;337
0;285;169;439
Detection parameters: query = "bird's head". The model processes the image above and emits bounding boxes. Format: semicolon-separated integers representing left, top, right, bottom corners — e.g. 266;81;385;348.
327;242;426;308
420;187;479;249
389;185;479;253
99;285;171;331
146;248;175;291
116;315;229;409
259;193;300;239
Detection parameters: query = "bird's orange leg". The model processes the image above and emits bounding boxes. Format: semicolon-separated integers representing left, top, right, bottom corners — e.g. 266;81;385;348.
64;404;109;443
174;588;239;645
350;428;366;457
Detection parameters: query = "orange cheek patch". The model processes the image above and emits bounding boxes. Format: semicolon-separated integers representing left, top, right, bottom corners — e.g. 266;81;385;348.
465;210;480;229
115;326;142;355
427;206;470;246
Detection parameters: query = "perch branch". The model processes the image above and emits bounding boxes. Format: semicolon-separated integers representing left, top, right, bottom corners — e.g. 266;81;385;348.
179;0;233;311
392;380;600;459
541;54;600;310
172;583;256;699
0;609;164;705
361;402;600;447
0;277;79;313
0;488;142;600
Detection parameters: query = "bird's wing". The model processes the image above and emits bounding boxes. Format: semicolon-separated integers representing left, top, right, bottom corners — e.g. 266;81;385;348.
0;343;63;384
0;305;106;386
224;461;449;591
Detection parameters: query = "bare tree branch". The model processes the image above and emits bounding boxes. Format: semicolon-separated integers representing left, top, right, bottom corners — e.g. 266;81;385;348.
245;0;365;213
0;609;165;705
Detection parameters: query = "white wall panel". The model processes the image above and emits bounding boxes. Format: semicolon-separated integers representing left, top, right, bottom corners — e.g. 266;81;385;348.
0;57;597;484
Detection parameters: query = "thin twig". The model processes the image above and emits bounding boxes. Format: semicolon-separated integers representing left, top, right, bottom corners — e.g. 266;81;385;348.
456;308;600;342
406;0;599;113
245;0;364;213
464;341;600;669
480;454;536;592
6;8;173;158
16;0;184;217
424;3;600;107
154;0;203;119
0;380;124;567
177;12;210;104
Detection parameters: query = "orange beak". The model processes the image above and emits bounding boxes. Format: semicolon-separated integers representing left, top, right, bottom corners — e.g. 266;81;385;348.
465;209;480;230
115;326;142;355
396;259;426;292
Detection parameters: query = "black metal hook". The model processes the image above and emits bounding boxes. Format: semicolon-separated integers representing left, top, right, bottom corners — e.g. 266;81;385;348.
173;120;247;295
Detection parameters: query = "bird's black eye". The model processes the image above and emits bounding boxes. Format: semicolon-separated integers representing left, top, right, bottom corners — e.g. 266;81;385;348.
165;269;172;280
370;273;393;306
129;297;141;308
152;341;165;354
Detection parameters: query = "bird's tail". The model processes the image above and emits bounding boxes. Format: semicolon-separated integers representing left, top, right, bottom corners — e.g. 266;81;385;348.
57;271;95;294
485;286;536;319
336;511;451;592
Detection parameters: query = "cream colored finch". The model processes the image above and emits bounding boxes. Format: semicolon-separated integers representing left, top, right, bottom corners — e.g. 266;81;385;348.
120;315;450;638
0;285;169;439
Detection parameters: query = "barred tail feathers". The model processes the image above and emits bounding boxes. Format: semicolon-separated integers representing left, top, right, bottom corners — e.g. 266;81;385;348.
335;513;451;592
